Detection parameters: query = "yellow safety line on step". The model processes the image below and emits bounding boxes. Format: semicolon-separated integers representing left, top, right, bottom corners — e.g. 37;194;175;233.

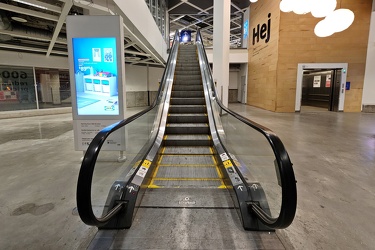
160;154;212;157
212;153;224;179
148;148;166;188
152;177;222;181
148;184;161;188
157;164;216;167
210;147;227;188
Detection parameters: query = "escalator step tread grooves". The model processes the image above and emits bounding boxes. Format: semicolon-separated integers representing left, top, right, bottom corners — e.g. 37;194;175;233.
151;44;221;189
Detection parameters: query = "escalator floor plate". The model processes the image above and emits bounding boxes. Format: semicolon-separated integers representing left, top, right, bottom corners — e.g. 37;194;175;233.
89;207;284;249
151;179;222;188
140;188;232;208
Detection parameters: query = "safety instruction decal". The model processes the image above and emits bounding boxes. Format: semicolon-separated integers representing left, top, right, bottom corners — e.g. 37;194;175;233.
136;159;152;178
220;153;229;161
223;160;233;168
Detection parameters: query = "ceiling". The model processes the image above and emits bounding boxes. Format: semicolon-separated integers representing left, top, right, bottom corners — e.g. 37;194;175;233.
168;0;250;47
0;0;250;67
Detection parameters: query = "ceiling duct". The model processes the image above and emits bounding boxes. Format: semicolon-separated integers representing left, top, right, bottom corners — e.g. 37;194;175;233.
0;10;12;41
0;10;12;30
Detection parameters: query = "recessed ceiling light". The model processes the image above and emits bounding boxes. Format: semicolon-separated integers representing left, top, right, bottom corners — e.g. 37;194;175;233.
11;16;28;23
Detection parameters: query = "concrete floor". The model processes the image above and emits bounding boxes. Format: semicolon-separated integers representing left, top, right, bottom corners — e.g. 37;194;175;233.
0;104;374;249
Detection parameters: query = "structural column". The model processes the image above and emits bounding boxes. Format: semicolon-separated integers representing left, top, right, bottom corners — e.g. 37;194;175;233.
213;0;230;107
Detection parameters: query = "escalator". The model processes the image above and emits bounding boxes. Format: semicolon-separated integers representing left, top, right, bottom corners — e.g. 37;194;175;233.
150;44;223;190
76;30;297;249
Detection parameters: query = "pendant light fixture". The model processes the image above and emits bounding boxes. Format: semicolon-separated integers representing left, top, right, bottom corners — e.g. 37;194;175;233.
314;8;355;37
279;0;355;37
310;0;337;18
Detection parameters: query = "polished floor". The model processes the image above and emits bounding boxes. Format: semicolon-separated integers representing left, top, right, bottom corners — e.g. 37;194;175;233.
0;104;374;249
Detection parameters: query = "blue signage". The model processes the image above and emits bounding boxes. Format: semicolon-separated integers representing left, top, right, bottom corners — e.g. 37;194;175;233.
72;37;119;116
346;82;350;90
243;20;249;39
180;30;191;43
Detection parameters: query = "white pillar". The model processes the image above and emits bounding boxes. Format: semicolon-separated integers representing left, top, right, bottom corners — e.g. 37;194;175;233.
362;5;375;111
49;70;61;105
213;0;230;107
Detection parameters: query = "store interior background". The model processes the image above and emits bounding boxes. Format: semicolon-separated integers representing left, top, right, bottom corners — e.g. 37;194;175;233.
0;0;374;113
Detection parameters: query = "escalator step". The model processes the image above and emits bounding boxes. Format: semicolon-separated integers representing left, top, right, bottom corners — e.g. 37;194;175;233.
174;75;201;81
155;166;218;179
160;154;215;165
172;85;203;91
174;70;201;75
171;91;203;98
170;98;205;105
169;105;206;113
164;134;212;146
151;179;222;188
166;123;209;134
167;114;208;123
162;146;212;155
175;65;200;70
173;80;202;85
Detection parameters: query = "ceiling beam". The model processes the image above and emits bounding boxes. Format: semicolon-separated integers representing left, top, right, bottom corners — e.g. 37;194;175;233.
124;50;150;57
0;29;66;44
130;57;153;65
124;42;136;49
168;1;184;12
14;0;62;13
0;3;59;22
0;44;67;55
46;1;73;56
231;2;244;14
184;2;209;14
73;0;113;14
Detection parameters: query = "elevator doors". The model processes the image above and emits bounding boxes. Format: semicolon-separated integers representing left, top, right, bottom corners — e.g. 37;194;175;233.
301;69;342;112
329;69;341;111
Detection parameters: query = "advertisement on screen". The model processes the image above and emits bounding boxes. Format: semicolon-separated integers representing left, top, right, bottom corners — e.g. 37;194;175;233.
72;37;119;116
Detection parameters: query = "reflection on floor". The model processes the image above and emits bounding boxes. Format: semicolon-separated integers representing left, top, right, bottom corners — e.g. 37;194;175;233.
301;105;329;112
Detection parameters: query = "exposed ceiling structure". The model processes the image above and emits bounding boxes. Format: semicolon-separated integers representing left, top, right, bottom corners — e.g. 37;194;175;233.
0;0;250;67
168;0;250;47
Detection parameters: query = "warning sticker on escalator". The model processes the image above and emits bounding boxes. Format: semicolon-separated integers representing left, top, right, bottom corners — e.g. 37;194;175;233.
135;160;152;178
142;159;152;168
136;166;148;178
223;160;233;168
220;153;229;161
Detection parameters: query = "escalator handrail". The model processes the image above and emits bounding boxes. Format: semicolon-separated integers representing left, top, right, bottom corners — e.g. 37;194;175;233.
76;30;180;226
195;29;297;229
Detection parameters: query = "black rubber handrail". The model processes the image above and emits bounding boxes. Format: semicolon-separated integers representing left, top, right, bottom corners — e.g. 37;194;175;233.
196;29;297;229
76;30;180;227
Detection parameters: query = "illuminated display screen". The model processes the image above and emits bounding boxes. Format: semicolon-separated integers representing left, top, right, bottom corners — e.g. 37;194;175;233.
72;37;119;116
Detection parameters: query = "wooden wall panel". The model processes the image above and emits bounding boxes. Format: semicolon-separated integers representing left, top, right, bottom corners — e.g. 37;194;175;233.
276;0;372;112
247;0;280;111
